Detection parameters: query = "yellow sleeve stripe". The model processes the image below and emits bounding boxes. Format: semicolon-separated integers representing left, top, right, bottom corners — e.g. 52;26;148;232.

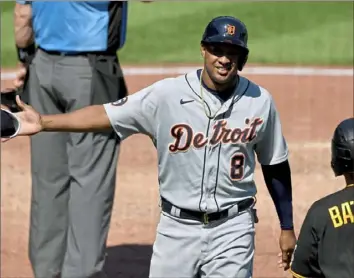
290;269;308;278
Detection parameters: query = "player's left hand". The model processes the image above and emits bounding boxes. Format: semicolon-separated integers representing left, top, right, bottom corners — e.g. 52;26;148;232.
277;229;296;271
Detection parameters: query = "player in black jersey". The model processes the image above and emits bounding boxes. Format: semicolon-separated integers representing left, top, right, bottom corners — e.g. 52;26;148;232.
289;117;354;278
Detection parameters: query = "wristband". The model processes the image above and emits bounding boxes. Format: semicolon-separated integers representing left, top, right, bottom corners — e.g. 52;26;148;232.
16;43;36;64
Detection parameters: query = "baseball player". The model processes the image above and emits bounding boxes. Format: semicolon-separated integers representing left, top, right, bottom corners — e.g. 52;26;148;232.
8;16;296;277
289;117;354;278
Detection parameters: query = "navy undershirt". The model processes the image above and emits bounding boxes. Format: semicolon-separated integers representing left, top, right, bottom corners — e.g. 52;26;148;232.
196;68;236;102
261;161;294;230
197;69;294;230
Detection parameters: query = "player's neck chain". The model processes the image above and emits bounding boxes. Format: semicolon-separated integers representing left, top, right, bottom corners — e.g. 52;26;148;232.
199;70;237;119
346;184;354;188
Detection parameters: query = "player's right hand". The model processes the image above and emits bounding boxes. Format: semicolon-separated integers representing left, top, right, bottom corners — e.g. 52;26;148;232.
277;229;297;271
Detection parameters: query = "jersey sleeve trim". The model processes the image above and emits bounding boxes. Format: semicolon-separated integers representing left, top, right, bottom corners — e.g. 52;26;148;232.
290;269;308;278
103;103;122;139
261;149;289;166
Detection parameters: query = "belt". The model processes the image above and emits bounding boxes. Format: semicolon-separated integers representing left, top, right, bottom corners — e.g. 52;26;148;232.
161;197;255;224
38;46;115;57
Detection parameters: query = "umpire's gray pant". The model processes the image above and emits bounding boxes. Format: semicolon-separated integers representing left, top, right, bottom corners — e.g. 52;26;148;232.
27;48;127;278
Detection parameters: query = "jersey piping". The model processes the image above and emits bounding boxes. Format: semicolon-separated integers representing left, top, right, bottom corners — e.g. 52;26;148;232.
184;74;212;212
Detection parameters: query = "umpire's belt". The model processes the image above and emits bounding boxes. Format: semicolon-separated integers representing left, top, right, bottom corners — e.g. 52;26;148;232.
161;197;255;224
38;46;116;57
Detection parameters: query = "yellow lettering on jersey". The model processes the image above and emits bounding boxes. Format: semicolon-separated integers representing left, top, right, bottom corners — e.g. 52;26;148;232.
328;201;354;228
342;202;354;225
328;206;343;228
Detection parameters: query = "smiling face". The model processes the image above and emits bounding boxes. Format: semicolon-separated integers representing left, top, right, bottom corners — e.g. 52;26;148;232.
201;43;245;91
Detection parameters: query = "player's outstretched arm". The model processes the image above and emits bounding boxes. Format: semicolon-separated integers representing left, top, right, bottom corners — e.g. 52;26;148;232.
4;96;111;140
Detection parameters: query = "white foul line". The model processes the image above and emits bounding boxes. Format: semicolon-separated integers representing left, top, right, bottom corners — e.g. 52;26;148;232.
288;142;329;150
1;66;353;80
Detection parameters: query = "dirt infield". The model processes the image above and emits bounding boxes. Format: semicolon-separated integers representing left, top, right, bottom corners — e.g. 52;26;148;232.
1;66;353;278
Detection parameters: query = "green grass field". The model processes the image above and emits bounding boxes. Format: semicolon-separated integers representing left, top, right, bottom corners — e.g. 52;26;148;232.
1;1;353;67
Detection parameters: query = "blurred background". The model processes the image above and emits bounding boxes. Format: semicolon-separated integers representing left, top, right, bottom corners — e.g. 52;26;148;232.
1;1;353;67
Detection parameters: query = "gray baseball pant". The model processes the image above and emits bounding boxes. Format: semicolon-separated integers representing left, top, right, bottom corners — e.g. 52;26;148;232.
149;206;256;278
27;48;126;278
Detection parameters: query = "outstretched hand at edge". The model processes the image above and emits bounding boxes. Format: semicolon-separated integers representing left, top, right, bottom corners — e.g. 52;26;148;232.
1;95;43;143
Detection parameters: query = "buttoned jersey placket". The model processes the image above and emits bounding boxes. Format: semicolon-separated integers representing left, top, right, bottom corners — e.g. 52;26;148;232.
203;98;234;213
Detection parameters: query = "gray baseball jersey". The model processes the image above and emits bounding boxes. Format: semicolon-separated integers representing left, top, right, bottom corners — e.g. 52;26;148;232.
104;70;288;213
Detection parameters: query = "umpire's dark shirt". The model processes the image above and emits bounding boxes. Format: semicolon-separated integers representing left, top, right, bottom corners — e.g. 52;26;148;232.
290;185;354;278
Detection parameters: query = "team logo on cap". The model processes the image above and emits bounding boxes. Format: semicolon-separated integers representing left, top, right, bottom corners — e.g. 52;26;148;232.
226;24;236;36
111;96;128;106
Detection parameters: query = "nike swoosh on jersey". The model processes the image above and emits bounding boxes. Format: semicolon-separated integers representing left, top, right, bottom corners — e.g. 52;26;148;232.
180;99;195;105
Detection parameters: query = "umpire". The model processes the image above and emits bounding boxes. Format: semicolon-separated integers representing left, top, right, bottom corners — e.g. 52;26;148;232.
290;117;354;278
13;1;128;277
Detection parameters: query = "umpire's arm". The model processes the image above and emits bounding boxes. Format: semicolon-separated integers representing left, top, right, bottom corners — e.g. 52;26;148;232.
13;1;36;101
14;1;33;48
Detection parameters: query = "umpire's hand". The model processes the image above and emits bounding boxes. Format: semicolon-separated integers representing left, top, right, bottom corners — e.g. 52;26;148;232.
1;104;10;111
13;63;27;88
277;229;297;271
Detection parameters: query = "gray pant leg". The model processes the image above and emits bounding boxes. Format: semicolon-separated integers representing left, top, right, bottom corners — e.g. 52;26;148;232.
200;210;255;278
28;50;71;278
150;209;255;278
53;54;122;278
149;212;202;278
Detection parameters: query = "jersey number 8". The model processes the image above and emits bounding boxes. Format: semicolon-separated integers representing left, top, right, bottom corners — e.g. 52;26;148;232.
230;153;245;180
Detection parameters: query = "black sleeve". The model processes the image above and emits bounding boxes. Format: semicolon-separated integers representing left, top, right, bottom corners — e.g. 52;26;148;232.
261;160;294;229
1;110;16;137
290;204;323;277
